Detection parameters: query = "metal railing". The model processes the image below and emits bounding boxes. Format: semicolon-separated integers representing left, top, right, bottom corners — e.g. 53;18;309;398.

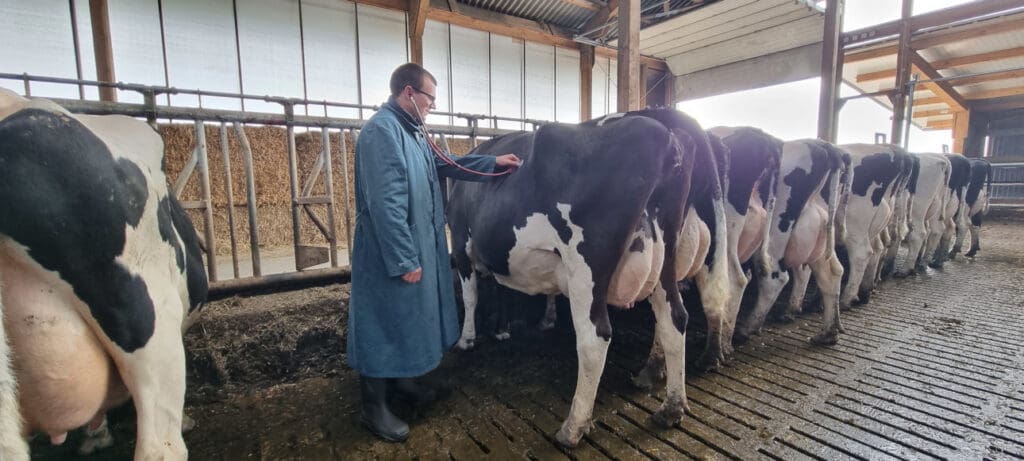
2;73;544;297
990;162;1024;203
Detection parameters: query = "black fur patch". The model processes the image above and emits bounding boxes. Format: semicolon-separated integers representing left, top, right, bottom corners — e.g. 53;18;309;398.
0;108;156;352
851;152;901;206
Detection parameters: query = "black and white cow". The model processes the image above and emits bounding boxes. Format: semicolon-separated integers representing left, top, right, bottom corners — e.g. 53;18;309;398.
877;153;918;280
955;158;992;257
448;108;709;447
689;126;781;369
928;154;971;267
834;144;909;309
736;139;848;344
894;153;951;277
0;89;207;460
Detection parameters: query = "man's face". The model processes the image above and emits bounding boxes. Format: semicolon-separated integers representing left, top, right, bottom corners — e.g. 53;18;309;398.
407;77;436;121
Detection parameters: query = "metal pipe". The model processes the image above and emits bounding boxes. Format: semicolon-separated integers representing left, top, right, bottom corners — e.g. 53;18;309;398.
220;123;240;278
195;120;218;281
234;122;262;277
208;266;349;300
322;128;339;267
341;130;354;261
68;0;85;100
903;75;917;149
284;104;303;271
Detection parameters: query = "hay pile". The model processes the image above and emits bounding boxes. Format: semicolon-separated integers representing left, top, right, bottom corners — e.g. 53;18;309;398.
161;123;480;256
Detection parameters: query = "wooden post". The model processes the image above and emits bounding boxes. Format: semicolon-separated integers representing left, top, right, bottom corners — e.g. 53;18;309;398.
890;0;913;146
817;0;843;142
616;0;640;112
89;0;117;102
953;110;971;154
408;0;429;65
664;73;675;108
639;63;648;109
580;45;594;121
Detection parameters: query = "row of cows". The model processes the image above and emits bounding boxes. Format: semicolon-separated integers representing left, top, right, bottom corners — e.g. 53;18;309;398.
449;108;992;447
0;91;992;459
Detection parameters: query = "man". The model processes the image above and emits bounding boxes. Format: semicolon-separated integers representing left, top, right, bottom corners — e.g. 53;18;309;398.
347;63;521;442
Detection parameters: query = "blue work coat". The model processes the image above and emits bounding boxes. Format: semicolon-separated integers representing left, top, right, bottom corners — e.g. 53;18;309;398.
347;99;499;378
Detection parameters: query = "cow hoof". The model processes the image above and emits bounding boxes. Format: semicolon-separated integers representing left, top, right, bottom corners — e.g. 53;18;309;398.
456;337;475;350
810;331;839;346
182;415;197;433
965;250;978;258
631;368;665;390
651;394;686;428
555;421;591;448
928;261;944;269
538;320;556;331
79;429;114;455
893;271;910;279
854;293;870;305
696;354;723;372
494;331;511;341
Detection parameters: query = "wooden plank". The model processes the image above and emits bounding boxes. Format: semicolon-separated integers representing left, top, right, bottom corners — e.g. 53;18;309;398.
408;0;430;64
913;15;1024;51
616;0;640;112
927;119;953;129
841;0;1024;48
845;44;898;63
910;53;968;112
966;85;1024;100
581;0;619;39
89;0;116;102
948;68;1024;87
580;45;594;121
426;0;577;49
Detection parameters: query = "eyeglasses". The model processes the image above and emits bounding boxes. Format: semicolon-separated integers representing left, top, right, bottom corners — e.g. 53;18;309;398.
411;86;436;106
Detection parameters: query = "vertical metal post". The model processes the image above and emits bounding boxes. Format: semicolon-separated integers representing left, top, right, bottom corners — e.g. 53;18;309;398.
195;121;218;282
340;130;355;261
234;122;261;276
284;104;303;270
69;0;85;99
322;129;339;267
903;75;917;149
890;0;914;146
89;0;117;102
220;123;240;278
817;0;843;142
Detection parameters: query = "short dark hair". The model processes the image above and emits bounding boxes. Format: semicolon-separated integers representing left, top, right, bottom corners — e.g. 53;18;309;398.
389;63;437;97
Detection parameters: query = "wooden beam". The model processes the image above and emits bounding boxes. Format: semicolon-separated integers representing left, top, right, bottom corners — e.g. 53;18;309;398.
913;108;954;118
913;15;1024;50
913;96;944;105
581;0;619;40
353;0;409;12
890;0;913;146
948;68;1024;87
594;47;666;72
617;0;639;112
89;0;116;102
845;45;898;63
964;85;1024;100
818;0;843;142
927;119;953;130
953;110;970;153
560;0;602;12
856;46;1024;82
408;0;430;64
639;62;648;108
664;73;676;108
580;45;594;121
910;52;967;111
842;0;1024;48
427;0;577;49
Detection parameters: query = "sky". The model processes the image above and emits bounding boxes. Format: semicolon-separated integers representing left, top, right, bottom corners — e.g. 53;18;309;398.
677;0;976;152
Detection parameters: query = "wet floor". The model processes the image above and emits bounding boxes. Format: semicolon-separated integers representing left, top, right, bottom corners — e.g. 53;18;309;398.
31;220;1024;460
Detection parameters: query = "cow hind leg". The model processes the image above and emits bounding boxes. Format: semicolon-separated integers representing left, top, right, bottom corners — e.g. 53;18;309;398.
539;295;558;331
897;228;926;278
456;271;480;350
554;280;611;448
632;330;665;390
856;241;884;306
839;243;870;311
966;224;981;257
0;283;30;461
736;268;790;341
648;286;689;428
79;415;114;455
784;265;812;322
809;252;844;346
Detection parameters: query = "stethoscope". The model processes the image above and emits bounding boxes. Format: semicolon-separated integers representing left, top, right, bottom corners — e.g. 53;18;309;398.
409;94;515;177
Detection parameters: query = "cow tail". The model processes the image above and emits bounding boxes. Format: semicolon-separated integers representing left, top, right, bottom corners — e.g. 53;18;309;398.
0;286;30;460
756;151;781;279
984;161;992;215
833;150;852;245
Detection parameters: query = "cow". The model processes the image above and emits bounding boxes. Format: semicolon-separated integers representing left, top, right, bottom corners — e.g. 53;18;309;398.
735;139;848;344
954;158;992;257
877;153;918;280
0;89;207;460
448;108;710;447
687;126;781;369
894;153;951;277
928;154;971;267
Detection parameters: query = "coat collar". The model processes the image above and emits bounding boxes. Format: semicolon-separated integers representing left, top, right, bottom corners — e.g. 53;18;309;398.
382;97;423;135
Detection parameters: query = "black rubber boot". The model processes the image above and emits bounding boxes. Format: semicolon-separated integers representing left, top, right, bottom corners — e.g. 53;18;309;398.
359;376;409;442
389;377;438;406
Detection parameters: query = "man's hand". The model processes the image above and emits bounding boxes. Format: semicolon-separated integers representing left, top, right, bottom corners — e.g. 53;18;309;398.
495;153;522;172
402;267;423;283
